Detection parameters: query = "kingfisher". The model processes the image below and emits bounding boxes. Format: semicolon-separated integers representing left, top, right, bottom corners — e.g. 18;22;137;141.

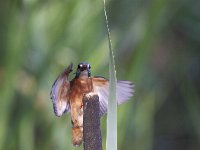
50;62;134;146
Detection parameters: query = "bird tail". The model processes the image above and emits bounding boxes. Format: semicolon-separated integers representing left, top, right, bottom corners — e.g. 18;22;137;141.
72;126;83;147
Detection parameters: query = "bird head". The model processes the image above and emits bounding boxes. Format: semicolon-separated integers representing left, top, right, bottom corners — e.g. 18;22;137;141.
75;62;91;78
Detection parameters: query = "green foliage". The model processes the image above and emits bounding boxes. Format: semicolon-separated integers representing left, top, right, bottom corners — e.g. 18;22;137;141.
0;0;200;150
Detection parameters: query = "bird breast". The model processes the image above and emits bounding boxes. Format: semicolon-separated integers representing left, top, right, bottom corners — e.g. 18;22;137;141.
69;78;93;101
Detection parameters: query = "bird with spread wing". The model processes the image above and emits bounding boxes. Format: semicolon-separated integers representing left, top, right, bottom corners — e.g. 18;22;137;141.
50;62;134;146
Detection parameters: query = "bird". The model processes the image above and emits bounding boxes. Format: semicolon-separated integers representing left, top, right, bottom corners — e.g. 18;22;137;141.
50;62;134;147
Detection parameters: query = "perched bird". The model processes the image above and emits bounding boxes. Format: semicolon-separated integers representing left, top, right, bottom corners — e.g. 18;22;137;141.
50;62;134;146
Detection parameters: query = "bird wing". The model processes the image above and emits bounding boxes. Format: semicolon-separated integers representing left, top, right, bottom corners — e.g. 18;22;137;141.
50;63;73;117
92;76;134;116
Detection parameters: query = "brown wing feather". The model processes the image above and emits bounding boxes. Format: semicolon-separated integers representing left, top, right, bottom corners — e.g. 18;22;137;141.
50;63;72;117
92;76;134;116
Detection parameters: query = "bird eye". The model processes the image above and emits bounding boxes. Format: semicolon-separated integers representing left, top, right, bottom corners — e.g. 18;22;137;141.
78;64;83;68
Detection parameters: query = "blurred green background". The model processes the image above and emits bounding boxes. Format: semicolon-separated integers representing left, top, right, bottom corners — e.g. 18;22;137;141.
0;0;200;150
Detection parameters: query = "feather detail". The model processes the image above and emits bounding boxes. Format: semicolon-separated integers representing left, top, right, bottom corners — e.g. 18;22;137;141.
92;77;134;116
116;80;134;104
50;63;72;116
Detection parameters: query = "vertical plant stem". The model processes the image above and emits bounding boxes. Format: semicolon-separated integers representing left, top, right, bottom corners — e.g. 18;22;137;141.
103;1;117;150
